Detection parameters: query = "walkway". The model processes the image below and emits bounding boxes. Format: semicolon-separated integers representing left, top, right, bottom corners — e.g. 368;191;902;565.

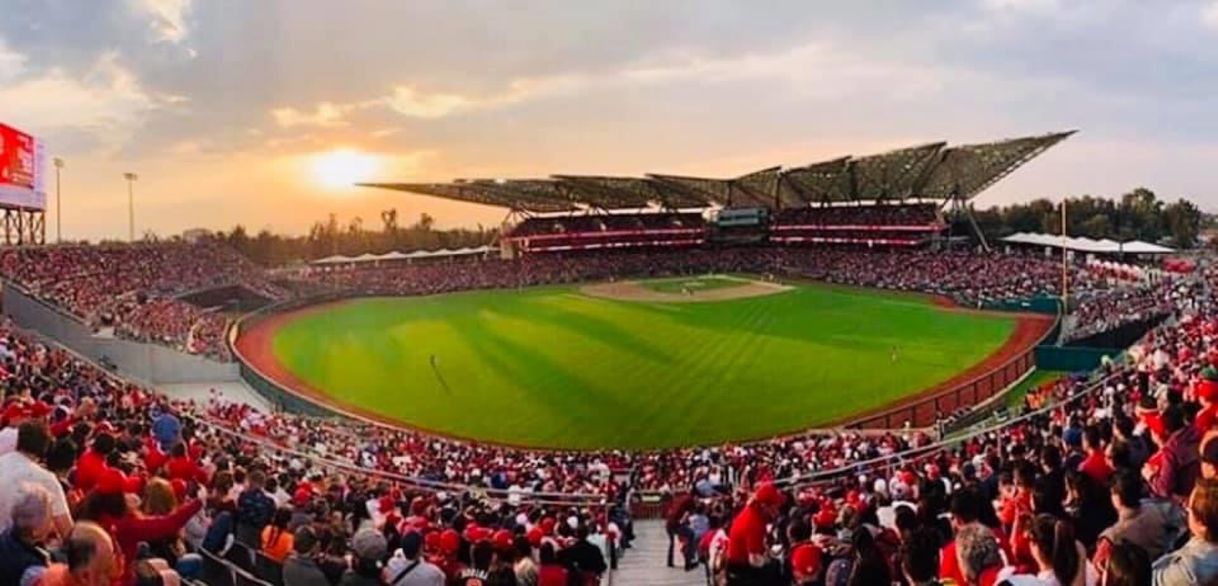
611;520;705;586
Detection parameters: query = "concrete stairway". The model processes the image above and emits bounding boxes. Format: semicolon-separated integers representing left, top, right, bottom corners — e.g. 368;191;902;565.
610;520;706;586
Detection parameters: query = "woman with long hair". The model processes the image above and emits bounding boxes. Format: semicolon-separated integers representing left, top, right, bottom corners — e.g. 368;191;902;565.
999;515;1096;586
139;478;188;566
77;470;203;586
260;506;295;563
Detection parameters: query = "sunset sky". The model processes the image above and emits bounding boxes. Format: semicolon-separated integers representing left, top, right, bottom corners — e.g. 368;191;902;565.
3;0;1217;241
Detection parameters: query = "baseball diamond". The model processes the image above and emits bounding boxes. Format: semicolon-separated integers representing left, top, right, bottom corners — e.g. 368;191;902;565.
235;276;1042;450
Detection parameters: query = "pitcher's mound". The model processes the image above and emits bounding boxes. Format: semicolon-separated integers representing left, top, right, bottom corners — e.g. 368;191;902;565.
580;276;793;303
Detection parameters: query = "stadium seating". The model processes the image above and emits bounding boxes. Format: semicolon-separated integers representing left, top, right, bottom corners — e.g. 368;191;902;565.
0;240;1198;585
503;212;707;252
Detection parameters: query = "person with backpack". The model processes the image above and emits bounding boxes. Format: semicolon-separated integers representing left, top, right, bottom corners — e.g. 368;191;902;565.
385;531;445;586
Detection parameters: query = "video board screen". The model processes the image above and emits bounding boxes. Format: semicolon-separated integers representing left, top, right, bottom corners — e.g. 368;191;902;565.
0;123;47;210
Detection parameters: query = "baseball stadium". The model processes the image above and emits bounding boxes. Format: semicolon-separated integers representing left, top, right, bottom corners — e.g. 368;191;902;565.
230;132;1074;451
0;120;1202;586
2;5;1215;584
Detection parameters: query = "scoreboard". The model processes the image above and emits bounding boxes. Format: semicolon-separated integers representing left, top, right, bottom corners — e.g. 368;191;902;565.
0;123;47;211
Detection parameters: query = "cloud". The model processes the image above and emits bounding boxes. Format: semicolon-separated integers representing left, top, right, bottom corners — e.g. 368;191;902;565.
0;38;24;79
384;86;479;119
271;102;357;129
980;0;1061;14
270;39;950;129
0;50;184;145
128;0;192;45
1204;1;1218;31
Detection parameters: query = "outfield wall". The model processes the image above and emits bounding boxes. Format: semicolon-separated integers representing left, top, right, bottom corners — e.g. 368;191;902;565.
228;293;346;416
847;309;1060;430
2;283;239;384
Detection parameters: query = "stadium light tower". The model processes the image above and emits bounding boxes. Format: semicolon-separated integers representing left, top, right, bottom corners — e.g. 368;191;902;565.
53;157;64;244
123;172;138;242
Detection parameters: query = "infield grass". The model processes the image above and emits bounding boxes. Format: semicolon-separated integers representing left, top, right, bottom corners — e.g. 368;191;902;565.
270;279;1017;450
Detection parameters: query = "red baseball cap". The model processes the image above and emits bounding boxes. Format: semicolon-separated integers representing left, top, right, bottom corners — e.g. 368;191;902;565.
492;529;513;551
440;529;461;554
790;543;823;578
27;401;52;418
753;482;784;508
812;507;836;529
97;469;127;496
527;526;544;546
1143;412;1166;438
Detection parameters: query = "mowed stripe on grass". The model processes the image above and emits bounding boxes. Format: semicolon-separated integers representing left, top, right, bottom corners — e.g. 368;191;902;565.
270;282;1016;450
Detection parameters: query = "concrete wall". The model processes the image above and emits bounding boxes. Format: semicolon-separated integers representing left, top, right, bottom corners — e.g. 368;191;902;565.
3;284;239;384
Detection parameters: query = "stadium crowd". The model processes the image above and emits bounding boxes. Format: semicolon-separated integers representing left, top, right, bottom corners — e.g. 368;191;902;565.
305;246;1138;313
0;236;1171;365
1065;282;1177;344
0;243;282;361
657;269;1218;585
0;240;1195;586
0;315;622;586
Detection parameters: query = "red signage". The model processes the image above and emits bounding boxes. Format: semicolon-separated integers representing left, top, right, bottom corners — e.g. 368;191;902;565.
0;124;36;190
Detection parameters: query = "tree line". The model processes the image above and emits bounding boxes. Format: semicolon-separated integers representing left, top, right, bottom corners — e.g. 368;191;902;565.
211;209;498;266
967;187;1204;248
208;187;1206;266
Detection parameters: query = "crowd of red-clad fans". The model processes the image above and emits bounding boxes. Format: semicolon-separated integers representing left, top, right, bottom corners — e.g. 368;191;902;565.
0;243;285;361
0;238;1175;366
0;315;623;586
303;246;1161;322
1065;282;1177;344
657;269;1218;585
0;239;1199;585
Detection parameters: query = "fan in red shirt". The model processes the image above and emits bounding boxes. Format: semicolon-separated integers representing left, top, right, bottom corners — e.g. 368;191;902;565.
1077;425;1114;485
941;487;1013;585
75;433;118;493
1194;374;1218;432
725;482;785;584
164;442;208;484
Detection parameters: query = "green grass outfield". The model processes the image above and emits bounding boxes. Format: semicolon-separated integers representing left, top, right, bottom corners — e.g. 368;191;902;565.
269;279;1017;450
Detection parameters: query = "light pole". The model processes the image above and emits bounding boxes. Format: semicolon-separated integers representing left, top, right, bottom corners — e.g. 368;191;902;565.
123;172;138;242
53;158;63;244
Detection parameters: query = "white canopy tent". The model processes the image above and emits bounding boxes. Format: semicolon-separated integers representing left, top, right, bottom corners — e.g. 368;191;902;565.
1000;232;1173;255
308;245;498;266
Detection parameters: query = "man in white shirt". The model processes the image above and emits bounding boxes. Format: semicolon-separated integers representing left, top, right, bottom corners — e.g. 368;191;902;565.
385;531;445;585
0;421;72;537
0;402;49;456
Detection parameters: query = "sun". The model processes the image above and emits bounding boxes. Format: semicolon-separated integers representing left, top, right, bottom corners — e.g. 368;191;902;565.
311;148;380;189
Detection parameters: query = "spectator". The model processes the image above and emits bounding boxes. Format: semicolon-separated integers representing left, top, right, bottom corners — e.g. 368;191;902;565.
0;484;54;585
385;530;445;585
77;470;203;586
999;514;1094;585
0;421;72;537
1146;404;1201;501
955;524;1004;586
36;522;119;586
789;540;824;585
724;482;784;583
283;526;330;586
1101;542;1151;586
558;524;607;581
1094;471;1172;570
537;542;568;586
512;536;538;586
901;528;941;586
1152;477;1218;585
342;528;388;586
236;469;276;547
260;506;295;563
456;540;494;585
